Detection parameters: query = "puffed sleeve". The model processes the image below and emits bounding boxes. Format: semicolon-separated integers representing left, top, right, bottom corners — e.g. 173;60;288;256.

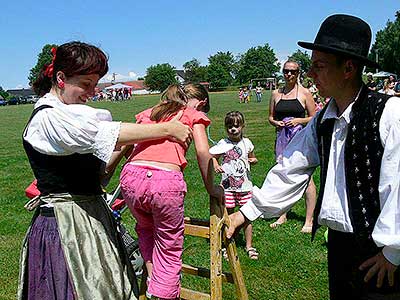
25;105;121;163
245;138;254;153
191;110;211;127
135;108;152;124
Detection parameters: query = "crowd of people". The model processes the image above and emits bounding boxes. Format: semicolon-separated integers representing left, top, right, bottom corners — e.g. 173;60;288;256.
19;13;400;300
93;87;133;101
366;73;400;97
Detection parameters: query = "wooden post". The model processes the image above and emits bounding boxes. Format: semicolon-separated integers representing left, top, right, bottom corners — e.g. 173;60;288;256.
139;195;248;299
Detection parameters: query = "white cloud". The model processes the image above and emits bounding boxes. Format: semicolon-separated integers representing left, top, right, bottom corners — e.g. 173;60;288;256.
13;84;30;90
99;71;140;83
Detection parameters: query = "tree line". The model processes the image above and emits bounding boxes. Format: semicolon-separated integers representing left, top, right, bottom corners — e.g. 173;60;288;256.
144;47;313;92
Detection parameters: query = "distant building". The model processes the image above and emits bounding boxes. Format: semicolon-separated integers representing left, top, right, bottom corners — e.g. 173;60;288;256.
124;80;153;95
7;88;35;98
174;70;187;84
97;80;154;95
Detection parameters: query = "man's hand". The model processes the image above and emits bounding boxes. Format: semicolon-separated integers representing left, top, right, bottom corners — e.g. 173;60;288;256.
359;251;398;288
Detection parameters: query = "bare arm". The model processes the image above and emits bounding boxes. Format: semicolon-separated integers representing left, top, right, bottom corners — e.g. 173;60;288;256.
116;111;192;148
106;145;134;174
212;156;224;173
193;123;224;199
101;145;134;186
248;150;258;164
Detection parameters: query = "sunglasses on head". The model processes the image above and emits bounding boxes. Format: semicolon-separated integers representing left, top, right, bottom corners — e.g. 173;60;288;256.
283;69;299;74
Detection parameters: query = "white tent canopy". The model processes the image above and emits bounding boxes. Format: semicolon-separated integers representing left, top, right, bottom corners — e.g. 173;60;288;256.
372;71;397;79
104;83;132;90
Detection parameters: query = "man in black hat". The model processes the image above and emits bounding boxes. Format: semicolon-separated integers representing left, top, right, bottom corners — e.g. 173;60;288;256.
226;14;400;299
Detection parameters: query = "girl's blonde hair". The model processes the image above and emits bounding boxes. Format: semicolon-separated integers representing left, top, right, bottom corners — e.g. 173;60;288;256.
150;84;188;121
183;83;210;113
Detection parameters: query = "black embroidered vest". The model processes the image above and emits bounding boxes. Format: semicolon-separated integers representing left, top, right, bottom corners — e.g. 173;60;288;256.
313;86;390;241
23;105;104;196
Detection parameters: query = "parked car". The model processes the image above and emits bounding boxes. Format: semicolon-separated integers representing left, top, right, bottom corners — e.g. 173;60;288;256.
19;97;28;104
0;99;7;106
26;95;39;104
8;98;20;105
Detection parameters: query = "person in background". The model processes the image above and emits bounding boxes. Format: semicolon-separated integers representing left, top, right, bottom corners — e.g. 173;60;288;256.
366;74;377;91
255;82;263;102
20;41;192;300
238;87;244;103
378;79;396;96
268;60;317;233
227;14;400;299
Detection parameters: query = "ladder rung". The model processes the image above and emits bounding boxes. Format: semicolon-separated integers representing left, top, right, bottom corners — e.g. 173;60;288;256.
184;224;210;238
184;217;210;227
182;264;234;283
180;287;211;300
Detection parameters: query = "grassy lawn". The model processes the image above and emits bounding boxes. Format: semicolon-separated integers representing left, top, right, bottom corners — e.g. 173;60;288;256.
0;91;329;299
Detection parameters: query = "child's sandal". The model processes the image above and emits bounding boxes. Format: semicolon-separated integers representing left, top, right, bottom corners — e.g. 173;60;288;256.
246;247;259;260
222;247;229;261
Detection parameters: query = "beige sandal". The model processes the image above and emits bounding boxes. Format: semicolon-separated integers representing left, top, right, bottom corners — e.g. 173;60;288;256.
246;247;259;260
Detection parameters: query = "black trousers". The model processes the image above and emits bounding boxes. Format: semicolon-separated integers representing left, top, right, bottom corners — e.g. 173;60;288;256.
327;229;400;300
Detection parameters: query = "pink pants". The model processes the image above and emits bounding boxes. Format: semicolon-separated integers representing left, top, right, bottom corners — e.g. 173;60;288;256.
120;164;186;300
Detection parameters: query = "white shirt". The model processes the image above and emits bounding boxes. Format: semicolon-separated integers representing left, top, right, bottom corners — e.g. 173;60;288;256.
378;89;396;96
24;93;121;163
218;138;254;192
241;95;400;265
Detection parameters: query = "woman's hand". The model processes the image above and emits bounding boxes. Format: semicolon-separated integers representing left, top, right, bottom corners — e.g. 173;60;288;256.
275;120;285;128
166;111;193;147
284;118;301;127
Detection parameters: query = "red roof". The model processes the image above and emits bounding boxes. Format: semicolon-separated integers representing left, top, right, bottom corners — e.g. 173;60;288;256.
124;80;146;90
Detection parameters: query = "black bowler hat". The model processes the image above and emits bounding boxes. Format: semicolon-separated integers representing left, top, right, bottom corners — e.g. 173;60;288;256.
298;14;379;68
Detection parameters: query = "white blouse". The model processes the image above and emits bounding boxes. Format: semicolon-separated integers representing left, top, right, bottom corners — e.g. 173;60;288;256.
241;95;400;265
23;93;121;163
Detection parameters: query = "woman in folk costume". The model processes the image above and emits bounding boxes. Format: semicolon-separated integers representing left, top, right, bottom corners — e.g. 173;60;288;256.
19;41;192;300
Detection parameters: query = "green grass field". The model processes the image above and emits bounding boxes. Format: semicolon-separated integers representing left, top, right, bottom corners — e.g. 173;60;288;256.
0;91;329;299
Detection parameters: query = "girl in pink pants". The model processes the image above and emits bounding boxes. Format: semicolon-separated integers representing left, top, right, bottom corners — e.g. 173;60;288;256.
119;84;223;300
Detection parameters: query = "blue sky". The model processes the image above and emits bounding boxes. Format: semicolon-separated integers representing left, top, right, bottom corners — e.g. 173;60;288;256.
1;0;399;90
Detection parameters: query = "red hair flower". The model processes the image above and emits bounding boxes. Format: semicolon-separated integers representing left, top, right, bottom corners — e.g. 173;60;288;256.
44;47;57;78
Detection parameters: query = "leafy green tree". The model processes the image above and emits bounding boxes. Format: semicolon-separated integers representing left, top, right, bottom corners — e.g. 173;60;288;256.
207;51;236;89
236;44;280;84
28;44;58;86
288;50;312;74
0;86;9;99
183;58;208;83
368;11;400;74
144;63;177;92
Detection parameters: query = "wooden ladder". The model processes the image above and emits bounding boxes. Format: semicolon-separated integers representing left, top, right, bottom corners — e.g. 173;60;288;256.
138;196;248;300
